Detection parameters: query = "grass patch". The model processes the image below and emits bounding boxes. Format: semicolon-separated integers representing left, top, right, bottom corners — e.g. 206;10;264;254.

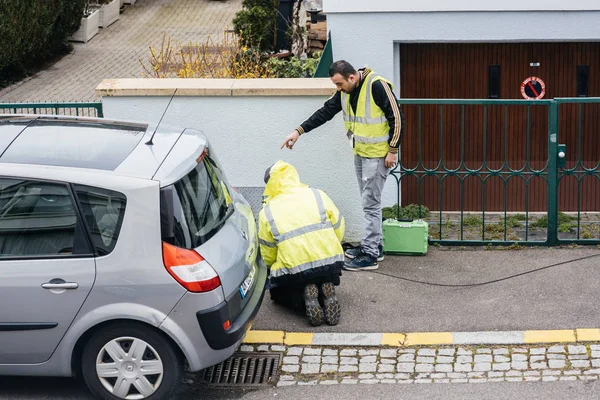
505;214;526;228
558;223;576;233
445;219;456;229
484;223;505;234
463;215;483;227
530;212;576;228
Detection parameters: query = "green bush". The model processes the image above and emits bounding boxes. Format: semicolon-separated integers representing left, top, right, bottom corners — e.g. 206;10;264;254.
233;0;278;53
382;204;431;221
0;0;86;86
265;53;320;78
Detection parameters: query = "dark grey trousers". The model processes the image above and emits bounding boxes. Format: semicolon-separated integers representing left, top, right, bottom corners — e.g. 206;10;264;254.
354;155;390;258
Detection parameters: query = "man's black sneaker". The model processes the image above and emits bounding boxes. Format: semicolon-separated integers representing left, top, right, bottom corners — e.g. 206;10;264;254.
320;282;340;326
304;284;324;326
343;253;378;271
344;245;384;262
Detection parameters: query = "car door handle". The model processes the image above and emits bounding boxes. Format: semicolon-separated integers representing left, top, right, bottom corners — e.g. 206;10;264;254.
42;281;79;290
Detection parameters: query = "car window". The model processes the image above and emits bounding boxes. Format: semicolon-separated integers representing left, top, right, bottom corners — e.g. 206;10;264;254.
0;178;90;258
0;120;146;170
160;155;232;249
74;185;127;256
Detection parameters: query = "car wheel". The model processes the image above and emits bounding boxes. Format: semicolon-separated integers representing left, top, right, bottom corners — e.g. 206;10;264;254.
81;323;183;400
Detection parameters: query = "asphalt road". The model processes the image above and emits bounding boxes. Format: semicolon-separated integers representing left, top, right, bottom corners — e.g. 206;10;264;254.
252;247;600;333
1;375;600;400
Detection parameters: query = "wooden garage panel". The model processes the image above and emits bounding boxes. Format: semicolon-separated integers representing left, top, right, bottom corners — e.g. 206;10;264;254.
399;43;600;212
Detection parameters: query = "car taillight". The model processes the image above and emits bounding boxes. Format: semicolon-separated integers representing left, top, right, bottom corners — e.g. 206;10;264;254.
162;242;221;292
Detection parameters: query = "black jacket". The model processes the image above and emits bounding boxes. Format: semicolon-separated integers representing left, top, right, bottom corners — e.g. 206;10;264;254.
295;68;404;154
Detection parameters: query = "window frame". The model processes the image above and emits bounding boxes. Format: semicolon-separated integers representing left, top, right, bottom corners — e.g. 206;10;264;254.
0;176;94;261
160;155;234;250
72;184;128;257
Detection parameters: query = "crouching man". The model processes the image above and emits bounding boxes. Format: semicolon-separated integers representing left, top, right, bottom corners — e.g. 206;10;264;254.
258;160;345;326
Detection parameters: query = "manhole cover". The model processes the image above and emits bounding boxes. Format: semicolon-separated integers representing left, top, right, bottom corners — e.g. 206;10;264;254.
198;352;281;387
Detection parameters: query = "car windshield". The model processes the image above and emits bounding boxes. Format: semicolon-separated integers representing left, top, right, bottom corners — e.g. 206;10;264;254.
160;155;232;249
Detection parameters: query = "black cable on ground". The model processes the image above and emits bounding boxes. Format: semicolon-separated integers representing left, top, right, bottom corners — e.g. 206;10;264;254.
369;253;600;288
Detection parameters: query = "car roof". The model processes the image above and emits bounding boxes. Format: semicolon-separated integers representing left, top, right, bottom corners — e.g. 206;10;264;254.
0;115;197;181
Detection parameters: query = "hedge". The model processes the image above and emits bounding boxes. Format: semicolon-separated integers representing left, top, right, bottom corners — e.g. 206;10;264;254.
0;0;86;85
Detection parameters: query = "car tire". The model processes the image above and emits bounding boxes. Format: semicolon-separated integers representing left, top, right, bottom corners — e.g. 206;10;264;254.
81;322;184;400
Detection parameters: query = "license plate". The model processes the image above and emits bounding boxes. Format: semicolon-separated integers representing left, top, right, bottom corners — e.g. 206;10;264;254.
239;265;256;299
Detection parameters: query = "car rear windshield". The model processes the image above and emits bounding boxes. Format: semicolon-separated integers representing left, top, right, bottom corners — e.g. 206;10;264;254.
160;155;232;249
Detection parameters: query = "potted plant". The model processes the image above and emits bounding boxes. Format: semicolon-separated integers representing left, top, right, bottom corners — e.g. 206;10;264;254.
98;0;120;27
70;1;101;43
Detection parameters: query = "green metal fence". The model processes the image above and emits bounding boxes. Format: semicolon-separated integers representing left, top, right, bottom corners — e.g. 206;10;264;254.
392;98;600;246
0;102;103;117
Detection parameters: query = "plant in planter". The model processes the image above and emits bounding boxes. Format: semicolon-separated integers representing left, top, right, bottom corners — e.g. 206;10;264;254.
96;0;120;28
70;1;102;43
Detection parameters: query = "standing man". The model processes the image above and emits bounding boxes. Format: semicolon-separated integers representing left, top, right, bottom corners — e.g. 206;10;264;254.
281;60;404;271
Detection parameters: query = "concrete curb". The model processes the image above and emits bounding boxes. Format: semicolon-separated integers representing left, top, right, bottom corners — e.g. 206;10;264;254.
243;329;600;347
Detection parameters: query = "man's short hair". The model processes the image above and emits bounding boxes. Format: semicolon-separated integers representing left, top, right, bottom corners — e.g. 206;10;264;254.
329;60;357;79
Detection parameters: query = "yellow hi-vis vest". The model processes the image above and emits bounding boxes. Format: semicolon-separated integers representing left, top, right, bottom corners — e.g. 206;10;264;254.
341;71;392;158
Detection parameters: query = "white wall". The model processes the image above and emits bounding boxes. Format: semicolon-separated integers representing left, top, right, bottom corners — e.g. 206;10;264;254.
326;11;600;96
102;95;401;242
325;0;600;12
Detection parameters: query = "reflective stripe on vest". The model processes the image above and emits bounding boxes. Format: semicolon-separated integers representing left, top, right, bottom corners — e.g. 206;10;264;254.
341;73;388;125
341;73;390;159
341;114;387;125
332;216;343;230
259;238;276;248
353;135;389;144
264;189;331;245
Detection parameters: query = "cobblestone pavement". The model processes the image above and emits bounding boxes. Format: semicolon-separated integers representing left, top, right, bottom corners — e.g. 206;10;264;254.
0;0;242;103
239;343;600;386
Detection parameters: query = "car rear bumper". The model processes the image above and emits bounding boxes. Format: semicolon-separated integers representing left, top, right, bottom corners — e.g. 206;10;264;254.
196;257;267;350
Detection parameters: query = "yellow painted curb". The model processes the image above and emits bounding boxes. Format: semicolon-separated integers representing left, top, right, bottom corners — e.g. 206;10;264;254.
404;332;453;346
576;328;600;342
381;333;407;346
242;329;600;347
284;332;314;345
243;330;284;344
523;330;576;343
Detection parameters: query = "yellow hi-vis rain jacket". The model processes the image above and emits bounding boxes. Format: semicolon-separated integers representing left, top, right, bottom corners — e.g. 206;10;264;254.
258;161;345;286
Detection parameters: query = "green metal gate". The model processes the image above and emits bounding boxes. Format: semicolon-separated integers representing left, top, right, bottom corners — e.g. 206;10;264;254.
553;98;600;245
0;102;103;117
392;98;600;246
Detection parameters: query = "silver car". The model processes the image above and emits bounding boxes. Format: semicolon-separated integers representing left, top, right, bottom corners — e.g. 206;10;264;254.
0;115;267;399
